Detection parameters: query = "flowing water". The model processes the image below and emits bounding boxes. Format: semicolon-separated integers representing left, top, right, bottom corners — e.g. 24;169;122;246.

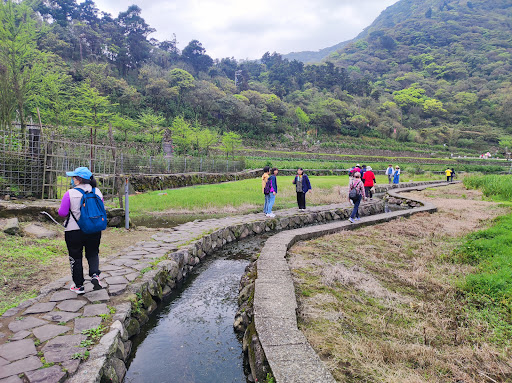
124;237;267;383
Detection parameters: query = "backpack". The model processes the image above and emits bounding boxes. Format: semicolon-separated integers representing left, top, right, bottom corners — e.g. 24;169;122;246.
263;178;272;195
68;188;108;234
349;181;361;200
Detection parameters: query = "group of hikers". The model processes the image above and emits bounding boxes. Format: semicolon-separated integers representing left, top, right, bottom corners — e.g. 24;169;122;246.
260;163;401;222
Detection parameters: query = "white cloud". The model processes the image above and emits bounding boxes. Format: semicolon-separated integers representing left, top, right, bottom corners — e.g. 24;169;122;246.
92;0;399;60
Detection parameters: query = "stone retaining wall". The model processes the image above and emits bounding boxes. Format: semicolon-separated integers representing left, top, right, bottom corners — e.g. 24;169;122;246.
248;183;449;382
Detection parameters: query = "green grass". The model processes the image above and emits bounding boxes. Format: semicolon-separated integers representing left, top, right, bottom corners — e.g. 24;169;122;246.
0;233;68;315
126;175;441;215
464;174;512;201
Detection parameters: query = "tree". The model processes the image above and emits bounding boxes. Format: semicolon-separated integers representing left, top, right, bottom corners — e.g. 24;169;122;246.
182;40;213;73
220;131;242;159
295;107;310;134
71;81;112;143
138;109;165;143
112;114;138;141
0;1;39;137
170;116;192;155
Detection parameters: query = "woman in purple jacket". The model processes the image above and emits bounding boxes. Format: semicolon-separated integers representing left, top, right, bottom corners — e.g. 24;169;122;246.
58;167;103;294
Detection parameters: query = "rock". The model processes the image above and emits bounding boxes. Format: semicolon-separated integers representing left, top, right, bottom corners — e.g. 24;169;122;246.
42;335;86;363
56;299;87;312
0;339;37;362
22;224;58;239
110;357;127;382
124;318;140;338
125;272;140;282
42;311;81;323
74;317;102;334
61;359;80;374
9;330;31;341
23;302;56;315
109;284;127;296
83;304;109;317
50;290;78;302
0;218;19;236
8;317;48;333
1;307;20;318
0;375;23;383
33;324;71;342
84;289;110;302
105;276;129;285
0;356;42;379
25;365;66;383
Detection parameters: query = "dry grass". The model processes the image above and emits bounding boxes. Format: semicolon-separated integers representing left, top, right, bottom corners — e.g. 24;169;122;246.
288;184;512;382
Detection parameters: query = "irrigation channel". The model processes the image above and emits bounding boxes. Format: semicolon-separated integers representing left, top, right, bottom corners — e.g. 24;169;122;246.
124;236;268;383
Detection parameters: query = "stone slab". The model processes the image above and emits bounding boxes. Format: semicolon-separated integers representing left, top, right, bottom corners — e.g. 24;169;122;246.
42;311;81;323
105;276;129;285
100;264;122;271
84;289;110;302
32;324;71;342
106;269;133;277
8;317;48;333
131;263;151;271
263;343;336;383
255;317;307;347
50;290;78;302
61;359;80;375
0;356;42;379
0;357;8;366
25;365;66;383
9;330;31;341
0;375;23;383
83;304;109;317
56;299;86;312
23;302;57;315
0;339;37;362
125;272;140;282
42;335;86;363
74;317;102;334
108;284;127;296
142;253;162;259
1;308;20;318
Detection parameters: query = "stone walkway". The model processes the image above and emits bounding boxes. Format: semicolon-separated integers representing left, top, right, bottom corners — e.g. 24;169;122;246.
0;181;445;382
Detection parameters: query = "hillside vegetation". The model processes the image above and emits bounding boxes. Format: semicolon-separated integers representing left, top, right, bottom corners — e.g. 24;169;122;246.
0;0;511;156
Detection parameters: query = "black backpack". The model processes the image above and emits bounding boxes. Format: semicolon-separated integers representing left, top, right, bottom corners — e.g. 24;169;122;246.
349;181;361;199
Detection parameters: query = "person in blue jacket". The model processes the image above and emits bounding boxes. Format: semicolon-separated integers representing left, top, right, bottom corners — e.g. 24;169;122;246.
293;168;312;210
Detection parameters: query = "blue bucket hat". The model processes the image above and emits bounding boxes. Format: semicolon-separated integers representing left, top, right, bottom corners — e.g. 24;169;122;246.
66;167;92;180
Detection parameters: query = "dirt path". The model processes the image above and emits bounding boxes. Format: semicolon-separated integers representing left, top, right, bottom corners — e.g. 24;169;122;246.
288;183;512;383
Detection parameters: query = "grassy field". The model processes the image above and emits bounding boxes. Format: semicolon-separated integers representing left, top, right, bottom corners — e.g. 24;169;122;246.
464;174;512;201
288;184;512;382
126;174;443;215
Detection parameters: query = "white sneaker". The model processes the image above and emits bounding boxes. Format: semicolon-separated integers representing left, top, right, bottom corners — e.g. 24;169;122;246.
348;218;354;223
269;213;276;217
265;214;271;217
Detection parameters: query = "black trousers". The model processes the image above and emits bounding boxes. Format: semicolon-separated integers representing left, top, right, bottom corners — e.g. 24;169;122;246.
364;186;372;198
65;230;101;287
297;192;306;209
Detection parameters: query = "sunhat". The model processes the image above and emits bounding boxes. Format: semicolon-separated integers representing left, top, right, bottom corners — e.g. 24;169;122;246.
66;167;92;180
367;166;372;171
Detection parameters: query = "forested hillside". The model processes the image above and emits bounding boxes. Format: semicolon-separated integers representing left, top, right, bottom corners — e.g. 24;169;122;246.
326;0;512;150
0;0;511;156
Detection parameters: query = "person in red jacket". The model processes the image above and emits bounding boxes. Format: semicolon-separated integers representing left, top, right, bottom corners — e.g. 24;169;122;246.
362;166;376;199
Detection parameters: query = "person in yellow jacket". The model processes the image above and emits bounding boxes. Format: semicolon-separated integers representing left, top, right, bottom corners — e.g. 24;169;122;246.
445;168;452;182
261;166;270;214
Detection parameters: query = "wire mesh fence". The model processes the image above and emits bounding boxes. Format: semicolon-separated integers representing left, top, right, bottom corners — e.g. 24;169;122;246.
0;124;246;200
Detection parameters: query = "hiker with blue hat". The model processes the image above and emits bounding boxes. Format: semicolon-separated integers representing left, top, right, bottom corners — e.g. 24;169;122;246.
58;167;107;294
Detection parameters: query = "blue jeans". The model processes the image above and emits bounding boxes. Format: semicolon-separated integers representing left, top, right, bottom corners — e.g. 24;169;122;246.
350;195;361;219
264;194;270;213
267;193;276;214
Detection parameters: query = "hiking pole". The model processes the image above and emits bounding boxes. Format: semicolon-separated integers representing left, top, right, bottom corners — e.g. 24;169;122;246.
125;177;129;230
40;211;64;227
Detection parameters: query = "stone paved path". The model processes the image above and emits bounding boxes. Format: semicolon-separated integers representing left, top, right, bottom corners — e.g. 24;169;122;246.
0;181;440;382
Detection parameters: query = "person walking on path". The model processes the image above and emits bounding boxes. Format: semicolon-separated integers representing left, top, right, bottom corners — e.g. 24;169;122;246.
451;168;455;181
362;166;376;199
266;168;278;217
261;166;270;214
58;167;105;294
386;165;393;184
445;168;452;182
348;172;366;223
349;164;362;178
393;166;401;184
293;168;312;210
360;164;367;180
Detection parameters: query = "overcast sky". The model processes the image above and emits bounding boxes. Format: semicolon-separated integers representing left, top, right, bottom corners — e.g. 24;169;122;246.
92;0;399;60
